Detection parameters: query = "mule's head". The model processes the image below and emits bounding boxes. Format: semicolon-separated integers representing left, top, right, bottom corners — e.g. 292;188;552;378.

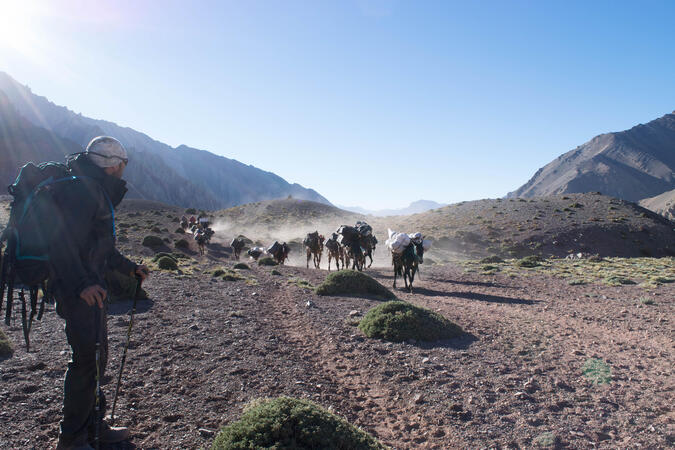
414;237;425;264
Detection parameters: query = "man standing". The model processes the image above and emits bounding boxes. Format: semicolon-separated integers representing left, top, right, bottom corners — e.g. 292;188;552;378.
52;136;149;450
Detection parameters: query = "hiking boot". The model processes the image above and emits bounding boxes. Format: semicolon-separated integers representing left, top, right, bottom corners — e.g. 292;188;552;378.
97;421;131;444
55;435;94;450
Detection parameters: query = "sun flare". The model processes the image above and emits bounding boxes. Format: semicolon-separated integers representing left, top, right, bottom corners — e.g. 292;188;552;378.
0;0;46;56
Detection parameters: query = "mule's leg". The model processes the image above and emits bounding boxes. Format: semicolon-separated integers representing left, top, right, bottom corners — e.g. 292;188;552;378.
306;249;310;268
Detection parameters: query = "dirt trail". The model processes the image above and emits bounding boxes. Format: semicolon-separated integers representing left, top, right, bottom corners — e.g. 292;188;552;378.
0;259;673;449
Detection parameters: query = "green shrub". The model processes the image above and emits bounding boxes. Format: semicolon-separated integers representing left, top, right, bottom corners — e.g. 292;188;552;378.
533;432;557;448
604;276;636;286
151;226;162;233
568;279;587;286
185;208;197;215
480;256;503;264
223;272;244;281
233;262;250;270
175;227;185;234
152;252;177;262
175;239;190;249
517;255;542;268
358;301;463;343
582;358;611;385
258;257;278;266
271;269;282;276
142;235;164;248
211;397;384;450
0;329;13;357
157;256;178;270
315;270;395;300
639;297;655;305
212;269;226;277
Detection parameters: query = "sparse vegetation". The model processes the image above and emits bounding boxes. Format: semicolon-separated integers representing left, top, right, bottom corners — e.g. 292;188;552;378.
211;396;384;450
533;431;557;448
358;301;463;343
517;255;541;268
288;278;313;289
604;275;636;286
0;329;13;357
271;269;282;276
315;271;395;300
582;358;612;385
233;262;250;270
480;256;503;264
639;297;655;305
142;235;164;248
258;257;278;266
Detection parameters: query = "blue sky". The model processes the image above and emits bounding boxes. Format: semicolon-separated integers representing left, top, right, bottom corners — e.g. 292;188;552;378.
1;0;674;209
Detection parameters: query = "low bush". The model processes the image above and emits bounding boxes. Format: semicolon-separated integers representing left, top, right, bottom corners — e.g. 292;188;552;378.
0;329;13;357
233;263;250;270
175;227;185;234
212;268;226;277
271;269;282;276
175;239;190;249
142;235;164;248
517;255;542;268
157;256;178;270
358;301;463;343
185;208;197;215
604;276;636;286
315;270;395;300
582;358;611;385
258;257;278;266
211;396;384;450
639;297;655;305
480;255;503;264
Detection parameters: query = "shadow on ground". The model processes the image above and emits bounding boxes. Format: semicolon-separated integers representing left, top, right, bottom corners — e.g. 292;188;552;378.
107;298;155;316
412;287;537;305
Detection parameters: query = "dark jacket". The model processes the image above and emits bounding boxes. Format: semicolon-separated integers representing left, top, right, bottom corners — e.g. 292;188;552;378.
49;154;136;300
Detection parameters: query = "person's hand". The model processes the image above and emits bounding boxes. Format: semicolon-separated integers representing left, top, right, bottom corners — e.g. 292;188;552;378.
80;285;107;308
135;265;150;281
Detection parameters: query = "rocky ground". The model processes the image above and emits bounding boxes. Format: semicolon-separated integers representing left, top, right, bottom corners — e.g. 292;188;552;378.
0;199;673;449
1;254;673;449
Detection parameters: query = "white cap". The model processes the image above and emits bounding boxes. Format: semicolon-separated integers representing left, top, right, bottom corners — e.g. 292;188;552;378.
85;136;128;168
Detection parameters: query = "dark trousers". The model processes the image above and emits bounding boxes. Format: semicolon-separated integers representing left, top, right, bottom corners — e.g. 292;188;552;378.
58;298;108;445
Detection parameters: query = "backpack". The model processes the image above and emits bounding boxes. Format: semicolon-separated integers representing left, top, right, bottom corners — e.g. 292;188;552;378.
0;161;86;350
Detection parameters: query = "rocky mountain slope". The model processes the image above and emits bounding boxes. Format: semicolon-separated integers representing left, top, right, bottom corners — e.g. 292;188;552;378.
0;71;329;209
640;188;675;221
508;112;675;201
212;194;675;262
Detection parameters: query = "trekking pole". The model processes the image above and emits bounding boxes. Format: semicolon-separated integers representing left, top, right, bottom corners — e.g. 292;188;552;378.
110;274;142;426
94;304;102;450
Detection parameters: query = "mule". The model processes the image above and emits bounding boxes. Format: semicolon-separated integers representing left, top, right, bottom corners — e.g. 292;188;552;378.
392;239;425;293
304;231;323;269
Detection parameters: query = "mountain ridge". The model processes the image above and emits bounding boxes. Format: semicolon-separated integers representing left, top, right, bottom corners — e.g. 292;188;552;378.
0;71;330;210
508;112;675;201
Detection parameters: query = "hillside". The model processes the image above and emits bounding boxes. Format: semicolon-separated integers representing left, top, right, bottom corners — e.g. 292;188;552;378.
0;71;329;209
640;188;675;222
508;112;675;201
0;91;81;186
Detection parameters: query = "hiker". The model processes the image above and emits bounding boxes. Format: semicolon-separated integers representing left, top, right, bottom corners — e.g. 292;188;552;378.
51;137;149;450
180;215;188;230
